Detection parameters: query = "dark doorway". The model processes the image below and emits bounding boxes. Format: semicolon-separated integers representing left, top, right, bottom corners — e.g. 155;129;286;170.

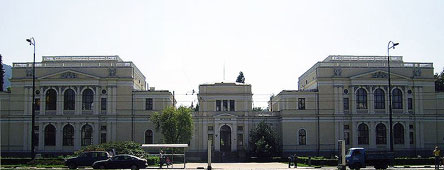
220;125;231;152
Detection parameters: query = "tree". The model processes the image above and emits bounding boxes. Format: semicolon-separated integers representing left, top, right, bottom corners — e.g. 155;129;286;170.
249;120;280;157
74;141;147;158
236;71;245;83
0;54;4;91
151;106;194;144
435;68;444;92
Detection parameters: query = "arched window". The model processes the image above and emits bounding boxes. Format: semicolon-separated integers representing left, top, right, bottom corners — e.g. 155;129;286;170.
45;89;57;110
392;88;403;109
145;130;153;144
82;89;94;110
356;88;367;109
44;124;56;146
374;89;385;109
63;124;74;146
376;123;386;144
358;123;369;145
81;124;93;146
394;123;404;144
298;129;306;145
64;89;75;110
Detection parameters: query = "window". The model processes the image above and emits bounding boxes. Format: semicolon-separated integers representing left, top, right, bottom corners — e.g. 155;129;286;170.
356;88;367;109
101;133;107;144
344;132;350;145
34;98;40;111
409;131;414;144
394;123;404;144
208;126;214;131
81;124;93;146
145;98;153;110
376;123;387;145
237;126;243;131
64;89;75;110
298;129;306;145
46;89;57;110
101;98;107;111
298;98;306;110
374;89;385;109
408;98;413;110
223;100;228;111
392;89;403;109
343;98;349;110
82;89;94;110
63;124;74;146
216;100;221;111
230;100;235;111
44;124;56;146
237;134;243;146
145;130;153;144
358;123;369;145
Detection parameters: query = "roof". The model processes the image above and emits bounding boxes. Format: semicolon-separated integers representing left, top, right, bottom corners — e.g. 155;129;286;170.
141;144;189;148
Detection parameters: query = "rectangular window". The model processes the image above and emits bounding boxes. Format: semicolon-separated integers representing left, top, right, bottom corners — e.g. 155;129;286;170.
408;98;413;110
344;125;349;130
343;98;349;110
230;100;235;111
409;132;414;144
34;98;40;111
344;132;350;145
145;98;153;110
237;134;244;146
100;133;106;144
237;126;244;131
208;126;213;131
101;98;107;111
298;98;305;110
223;100;228;111
101;125;107;131
216;100;221;111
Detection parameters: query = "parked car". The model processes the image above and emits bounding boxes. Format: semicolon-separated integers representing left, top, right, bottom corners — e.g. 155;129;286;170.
65;151;111;169
346;148;394;170
92;154;147;170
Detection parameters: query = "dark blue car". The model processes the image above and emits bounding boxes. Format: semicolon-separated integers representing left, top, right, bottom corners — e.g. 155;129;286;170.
92;154;147;170
65;151;111;169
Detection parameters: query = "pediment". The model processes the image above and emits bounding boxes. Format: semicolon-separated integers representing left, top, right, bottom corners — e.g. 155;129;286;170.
350;70;410;80
38;70;100;80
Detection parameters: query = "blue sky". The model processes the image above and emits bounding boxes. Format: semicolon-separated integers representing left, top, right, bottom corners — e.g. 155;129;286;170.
1;0;443;107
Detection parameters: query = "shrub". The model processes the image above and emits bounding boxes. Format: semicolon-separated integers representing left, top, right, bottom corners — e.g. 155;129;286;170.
74;141;148;158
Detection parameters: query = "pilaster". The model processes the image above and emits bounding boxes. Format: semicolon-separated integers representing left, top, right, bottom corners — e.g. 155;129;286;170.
55;123;62;150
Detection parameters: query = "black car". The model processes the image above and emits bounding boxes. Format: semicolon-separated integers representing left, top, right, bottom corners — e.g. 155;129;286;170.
92;154;147;170
65;151;111;169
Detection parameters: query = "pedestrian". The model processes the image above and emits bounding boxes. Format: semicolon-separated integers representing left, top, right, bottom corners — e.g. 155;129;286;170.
434;146;441;170
159;149;164;169
293;154;297;168
288;155;294;168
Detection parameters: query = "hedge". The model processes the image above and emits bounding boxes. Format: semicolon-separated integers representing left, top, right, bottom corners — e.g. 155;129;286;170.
0;158;65;165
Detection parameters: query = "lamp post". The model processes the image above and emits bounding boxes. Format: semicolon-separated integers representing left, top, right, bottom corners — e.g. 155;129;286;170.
387;41;399;153
26;37;36;159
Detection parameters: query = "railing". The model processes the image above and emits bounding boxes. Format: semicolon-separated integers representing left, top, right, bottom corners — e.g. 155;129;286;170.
13;62;134;68
42;56;122;62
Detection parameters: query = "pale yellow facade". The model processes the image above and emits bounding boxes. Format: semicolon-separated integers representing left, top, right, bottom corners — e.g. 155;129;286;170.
0;56;173;155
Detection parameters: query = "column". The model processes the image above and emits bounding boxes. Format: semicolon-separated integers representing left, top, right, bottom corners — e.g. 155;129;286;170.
369;87;374;114
386;122;390;149
40;87;45;115
352;121;358;147
334;87;339;114
94;87;99;115
232;122;237;152
338;86;344;114
351;87;356;114
385;87;389;115
203;120;208;150
107;122;112;143
107;87;112;115
369;122;376;149
75;87;82;115
93;123;99;145
56;122;62;150
38;123;44;151
112;87;117;115
74;123;81;150
112;122;117;141
244;119;249;149
414;87;420;114
23;122;29;151
403;88;408;114
57;87;63;115
419;87;424;114
404;122;409;149
214;122;220;151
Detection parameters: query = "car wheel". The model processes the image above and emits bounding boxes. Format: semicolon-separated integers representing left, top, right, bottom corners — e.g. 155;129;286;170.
130;165;139;170
68;163;77;169
99;165;105;169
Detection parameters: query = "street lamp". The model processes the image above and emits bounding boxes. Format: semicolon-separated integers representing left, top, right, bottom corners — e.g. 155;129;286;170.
387;41;399;153
26;37;36;160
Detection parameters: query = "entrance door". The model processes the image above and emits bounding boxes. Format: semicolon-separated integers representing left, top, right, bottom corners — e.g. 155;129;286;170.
220;125;231;152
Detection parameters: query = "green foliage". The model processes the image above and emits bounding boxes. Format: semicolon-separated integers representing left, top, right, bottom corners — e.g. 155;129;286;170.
249;120;280;157
435;68;444;92
74;141;147;158
236;71;245;83
151;106;194;144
